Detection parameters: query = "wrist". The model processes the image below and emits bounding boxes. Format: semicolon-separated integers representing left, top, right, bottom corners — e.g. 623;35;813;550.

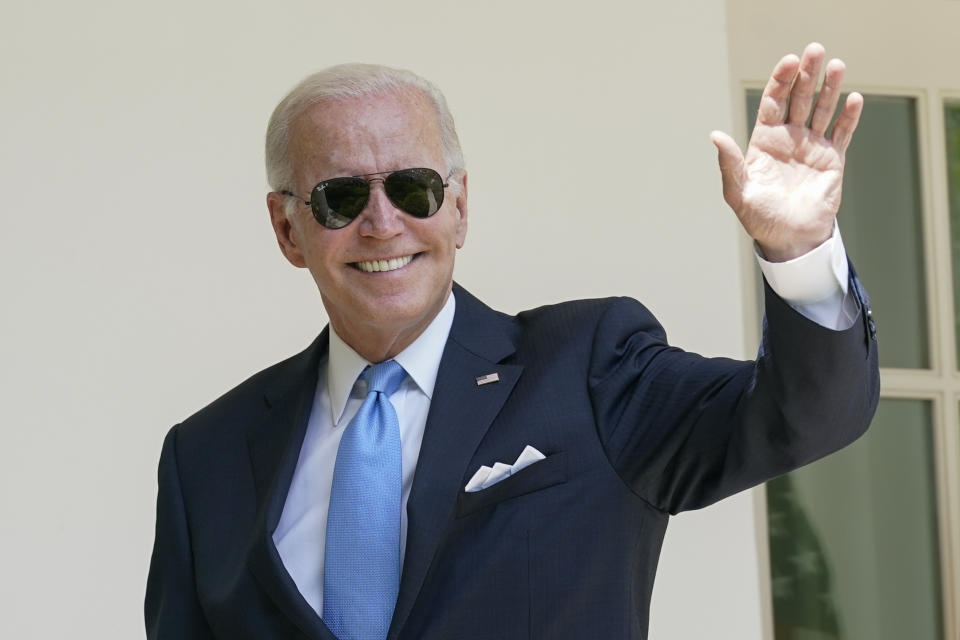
756;230;832;263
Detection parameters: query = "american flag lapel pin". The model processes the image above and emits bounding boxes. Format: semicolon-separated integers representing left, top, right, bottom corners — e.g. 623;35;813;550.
475;372;500;386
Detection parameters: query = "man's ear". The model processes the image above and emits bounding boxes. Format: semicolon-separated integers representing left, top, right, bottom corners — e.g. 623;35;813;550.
454;171;468;249
266;192;308;268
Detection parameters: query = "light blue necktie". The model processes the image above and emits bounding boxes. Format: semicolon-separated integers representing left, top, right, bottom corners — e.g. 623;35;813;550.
323;360;406;640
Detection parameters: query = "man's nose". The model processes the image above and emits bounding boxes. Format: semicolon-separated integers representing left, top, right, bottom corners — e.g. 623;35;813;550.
357;180;404;238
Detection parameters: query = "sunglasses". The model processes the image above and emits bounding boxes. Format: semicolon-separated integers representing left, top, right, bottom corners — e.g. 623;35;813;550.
281;167;449;229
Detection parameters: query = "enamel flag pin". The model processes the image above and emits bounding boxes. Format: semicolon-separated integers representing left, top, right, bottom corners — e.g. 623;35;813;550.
475;373;500;386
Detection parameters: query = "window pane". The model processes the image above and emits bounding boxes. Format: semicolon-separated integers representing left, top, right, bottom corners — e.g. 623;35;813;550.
766;399;942;639
945;102;960;367
746;92;929;369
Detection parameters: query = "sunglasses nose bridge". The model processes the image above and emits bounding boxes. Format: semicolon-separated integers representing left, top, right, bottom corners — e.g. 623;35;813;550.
362;175;388;201
364;176;395;209
357;177;405;236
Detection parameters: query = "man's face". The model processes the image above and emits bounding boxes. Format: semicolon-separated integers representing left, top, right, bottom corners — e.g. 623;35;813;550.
267;90;467;358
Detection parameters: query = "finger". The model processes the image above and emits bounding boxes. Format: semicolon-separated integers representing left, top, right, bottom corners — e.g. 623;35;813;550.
787;43;826;126
756;53;800;126
809;58;846;136
830;92;864;155
711;130;746;212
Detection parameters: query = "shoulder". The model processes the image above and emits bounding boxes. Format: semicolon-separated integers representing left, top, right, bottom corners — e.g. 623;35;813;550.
465;287;670;364
455;283;661;334
514;296;668;347
174;334;323;443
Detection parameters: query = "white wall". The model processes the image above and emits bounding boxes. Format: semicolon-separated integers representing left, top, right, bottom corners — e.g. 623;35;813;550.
0;1;764;637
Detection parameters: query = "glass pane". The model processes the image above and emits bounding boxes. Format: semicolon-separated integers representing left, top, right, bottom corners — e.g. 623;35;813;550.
945;102;960;367
766;399;942;639
746;92;929;369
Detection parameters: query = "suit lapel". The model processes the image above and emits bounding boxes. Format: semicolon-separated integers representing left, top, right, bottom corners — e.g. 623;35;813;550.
389;285;522;639
245;331;339;640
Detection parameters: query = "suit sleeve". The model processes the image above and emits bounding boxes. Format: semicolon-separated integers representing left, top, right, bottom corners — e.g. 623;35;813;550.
589;272;880;515
145;425;215;639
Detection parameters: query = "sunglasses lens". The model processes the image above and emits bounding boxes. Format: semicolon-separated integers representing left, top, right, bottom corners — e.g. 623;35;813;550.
384;168;445;218
312;177;369;229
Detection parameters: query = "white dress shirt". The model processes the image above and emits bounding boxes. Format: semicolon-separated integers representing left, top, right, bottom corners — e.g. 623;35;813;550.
273;225;855;617
273;293;455;617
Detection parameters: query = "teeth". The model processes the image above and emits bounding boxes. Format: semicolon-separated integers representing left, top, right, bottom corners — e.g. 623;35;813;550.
353;254;414;273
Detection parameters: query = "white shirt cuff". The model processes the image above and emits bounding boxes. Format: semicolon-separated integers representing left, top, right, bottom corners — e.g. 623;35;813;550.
755;223;858;330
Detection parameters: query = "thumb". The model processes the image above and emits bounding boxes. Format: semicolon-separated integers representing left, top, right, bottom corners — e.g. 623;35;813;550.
710;130;745;212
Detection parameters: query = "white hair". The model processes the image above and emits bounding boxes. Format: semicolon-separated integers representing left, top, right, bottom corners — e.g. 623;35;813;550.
265;63;465;198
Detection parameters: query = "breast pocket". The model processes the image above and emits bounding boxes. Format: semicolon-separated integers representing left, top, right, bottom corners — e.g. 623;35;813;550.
455;451;568;519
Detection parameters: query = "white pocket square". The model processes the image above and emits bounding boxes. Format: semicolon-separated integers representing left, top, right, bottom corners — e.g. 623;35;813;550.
464;445;546;492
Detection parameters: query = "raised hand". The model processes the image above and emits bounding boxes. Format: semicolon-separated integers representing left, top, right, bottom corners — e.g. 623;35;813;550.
711;43;863;262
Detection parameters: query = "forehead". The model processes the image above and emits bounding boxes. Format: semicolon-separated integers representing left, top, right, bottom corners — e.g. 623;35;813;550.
288;90;444;183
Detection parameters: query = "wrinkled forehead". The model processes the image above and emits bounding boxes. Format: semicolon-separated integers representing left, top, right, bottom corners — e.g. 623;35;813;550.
287;90;445;185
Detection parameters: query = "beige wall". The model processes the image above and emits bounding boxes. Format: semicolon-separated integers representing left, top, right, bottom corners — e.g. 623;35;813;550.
0;1;767;637
725;0;960;90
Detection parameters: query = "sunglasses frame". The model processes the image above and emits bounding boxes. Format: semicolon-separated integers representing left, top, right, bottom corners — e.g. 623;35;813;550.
280;167;450;229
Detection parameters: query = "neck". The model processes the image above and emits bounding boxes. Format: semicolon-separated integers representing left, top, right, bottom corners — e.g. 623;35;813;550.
329;291;452;363
337;328;422;363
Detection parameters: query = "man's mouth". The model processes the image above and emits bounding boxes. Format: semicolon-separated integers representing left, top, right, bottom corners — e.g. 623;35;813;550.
350;254;416;273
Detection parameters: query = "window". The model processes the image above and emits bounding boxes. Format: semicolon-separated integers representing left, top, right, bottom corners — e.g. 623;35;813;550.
747;90;959;639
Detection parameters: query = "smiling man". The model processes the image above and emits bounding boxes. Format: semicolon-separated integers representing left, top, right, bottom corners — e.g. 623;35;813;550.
146;46;880;640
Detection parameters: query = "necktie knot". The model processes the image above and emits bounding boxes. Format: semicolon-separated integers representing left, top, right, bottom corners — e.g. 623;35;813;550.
363;359;406;397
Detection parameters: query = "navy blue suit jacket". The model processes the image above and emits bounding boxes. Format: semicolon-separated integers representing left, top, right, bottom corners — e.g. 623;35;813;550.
146;279;879;639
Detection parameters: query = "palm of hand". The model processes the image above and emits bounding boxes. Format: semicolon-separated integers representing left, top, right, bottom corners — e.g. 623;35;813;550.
739;123;844;253
711;44;863;261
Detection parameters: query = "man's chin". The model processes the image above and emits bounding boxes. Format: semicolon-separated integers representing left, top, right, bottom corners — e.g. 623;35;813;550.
327;297;436;335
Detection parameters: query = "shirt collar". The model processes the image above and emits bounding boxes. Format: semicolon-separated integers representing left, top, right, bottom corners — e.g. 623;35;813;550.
326;292;456;426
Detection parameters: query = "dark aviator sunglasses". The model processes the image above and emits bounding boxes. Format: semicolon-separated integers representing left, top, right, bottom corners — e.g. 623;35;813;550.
281;167;450;229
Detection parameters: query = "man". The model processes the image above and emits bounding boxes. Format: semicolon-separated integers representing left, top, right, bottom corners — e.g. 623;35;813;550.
146;43;879;639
